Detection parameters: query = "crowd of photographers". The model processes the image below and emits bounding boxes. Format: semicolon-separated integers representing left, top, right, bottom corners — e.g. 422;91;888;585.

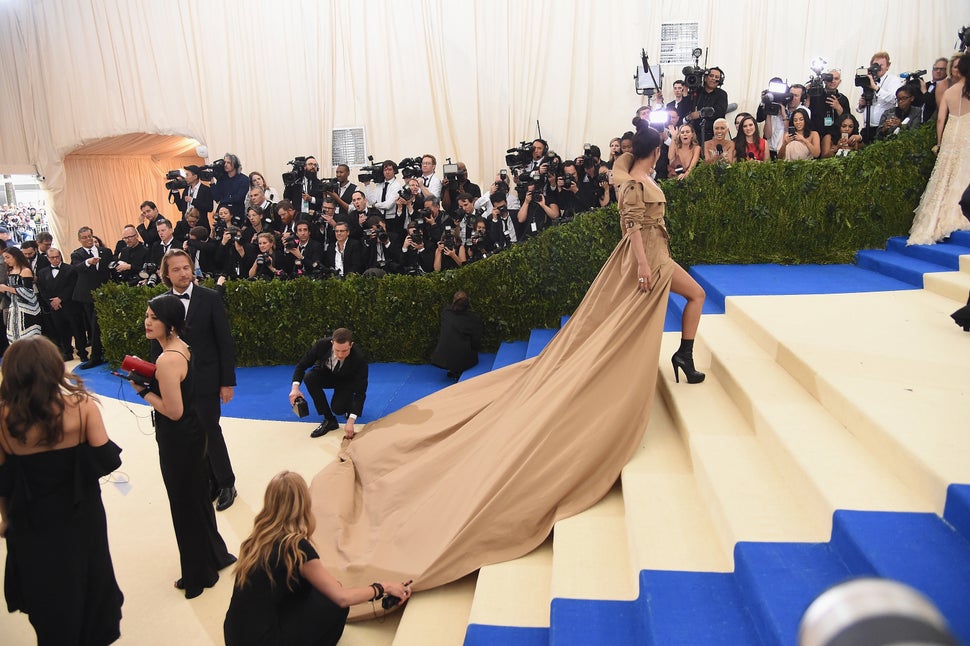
98;43;963;287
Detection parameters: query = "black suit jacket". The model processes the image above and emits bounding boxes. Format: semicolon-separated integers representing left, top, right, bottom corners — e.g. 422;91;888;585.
292;339;368;415
36;263;78;311
137;218;160;247
430;307;483;373
151;285;236;394
363;232;403;271
283;177;325;214
324;239;366;276
174;182;214;228
148;238;183;268
70;245;113;303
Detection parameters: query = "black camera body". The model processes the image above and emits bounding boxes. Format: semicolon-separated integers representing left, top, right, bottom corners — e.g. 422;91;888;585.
165;170;189;192
139;263;158;280
255;253;270;266
505;142;534;171
682;65;708;90
442;162;459;182
319;177;339;193
398;187;413;200
282;157;308;187
562;176;574;190
284;238;298;250
855;63;881;89
399;157;422;180
806;73;834;98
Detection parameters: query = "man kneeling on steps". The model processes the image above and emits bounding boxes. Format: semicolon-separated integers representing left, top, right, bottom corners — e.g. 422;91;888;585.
289;327;369;439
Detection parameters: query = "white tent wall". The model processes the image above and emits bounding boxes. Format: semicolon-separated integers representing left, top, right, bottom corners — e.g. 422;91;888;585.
0;0;965;241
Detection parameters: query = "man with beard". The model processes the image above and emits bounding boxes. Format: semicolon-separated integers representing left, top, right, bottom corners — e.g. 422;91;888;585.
686;67;728;143
283;155;325;215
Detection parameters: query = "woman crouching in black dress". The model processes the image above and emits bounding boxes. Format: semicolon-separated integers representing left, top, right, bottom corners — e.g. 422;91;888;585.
132;294;235;598
225;471;412;646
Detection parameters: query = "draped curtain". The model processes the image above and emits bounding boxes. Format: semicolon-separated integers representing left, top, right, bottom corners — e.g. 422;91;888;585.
0;0;964;246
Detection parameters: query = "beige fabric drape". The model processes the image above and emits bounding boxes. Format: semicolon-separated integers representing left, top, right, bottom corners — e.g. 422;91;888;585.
0;0;965;246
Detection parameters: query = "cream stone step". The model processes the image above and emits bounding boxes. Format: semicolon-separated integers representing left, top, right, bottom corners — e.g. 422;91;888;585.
962;254;970;273
700;314;934;525
391;573;477;646
657;333;827;556
621;393;732;573
724;291;970;510
465;538;553;630
550;484;637;601
924;269;970;303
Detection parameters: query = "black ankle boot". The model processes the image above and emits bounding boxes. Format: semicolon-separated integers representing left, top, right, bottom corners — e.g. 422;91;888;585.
671;339;705;384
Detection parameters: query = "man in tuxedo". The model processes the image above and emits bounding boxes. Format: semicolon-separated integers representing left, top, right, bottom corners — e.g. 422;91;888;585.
666;80;694;126
172;165;214;231
36;247;82;360
289;327;369;439
137;200;163;247
158;249;239;510
323;222;365;276
282;155;325;215
70;226;113;368
280;220;324;277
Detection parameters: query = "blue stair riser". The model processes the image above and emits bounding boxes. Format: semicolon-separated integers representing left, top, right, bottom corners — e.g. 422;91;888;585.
492;340;529;370
944;484;970;545
855;249;941;287
886;236;969;271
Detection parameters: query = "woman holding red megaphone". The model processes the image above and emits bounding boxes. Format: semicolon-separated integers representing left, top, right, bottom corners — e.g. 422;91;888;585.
131;294;235;599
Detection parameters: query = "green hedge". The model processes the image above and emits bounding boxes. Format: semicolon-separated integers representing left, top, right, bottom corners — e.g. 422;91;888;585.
95;124;934;366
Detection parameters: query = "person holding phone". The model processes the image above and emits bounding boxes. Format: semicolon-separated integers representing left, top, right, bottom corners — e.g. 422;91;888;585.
778;107;820;160
822;113;865;158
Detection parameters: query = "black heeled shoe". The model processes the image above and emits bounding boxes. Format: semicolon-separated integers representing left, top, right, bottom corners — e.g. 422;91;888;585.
671;344;705;384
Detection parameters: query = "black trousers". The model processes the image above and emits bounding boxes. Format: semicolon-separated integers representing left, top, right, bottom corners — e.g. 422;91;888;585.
303;368;356;421
196;389;235;489
78;300;103;359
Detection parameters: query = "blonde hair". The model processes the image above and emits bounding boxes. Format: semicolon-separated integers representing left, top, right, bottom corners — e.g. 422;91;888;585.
234;471;316;590
675;124;699;149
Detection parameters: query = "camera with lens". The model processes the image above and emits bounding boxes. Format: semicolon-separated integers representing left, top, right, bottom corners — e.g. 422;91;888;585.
282;156;307;187
409;230;424;246
597;171;609;184
561;176;574;189
255;253;271;266
185;238;203;252
357;155;382;183
165;170;189;192
855;63;881;89
228;226;243;243
413;208;430;226
283;238;298;250
505;141;534;172
139;263;158;281
398;157;422;180
761;79;793;115
398;187;413;200
682;64;708;90
319;177;339;193
108;260;120;270
443;160;460;182
806;73;834;99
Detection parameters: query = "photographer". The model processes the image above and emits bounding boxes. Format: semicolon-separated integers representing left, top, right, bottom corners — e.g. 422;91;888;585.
347;190;380;241
217;224;256;279
241;205;273;245
112;224;148;285
458;217;492;265
327;164;357;216
418;154;443;199
395;177;426;230
281;220;324;278
248;232;284;280
273;199;300;241
524;139;549;173
454;193;479;244
434;226;464;272
806;69;851;140
923;57;949;121
555;160;591;220
282;155;324;215
247;186;276;228
877;85;922;139
687;67;728;142
173;205;202;242
400;223;435;274
666;79;694;127
759;82;806;159
323;223;365;277
364;160;404;232
486;192;517;249
856;51;904;143
475;175;521;213
137;200;163;247
362;215;402;274
517;173;560;240
441;161;482;215
147;219;183;277
184;226;220;276
575;149;611;209
172;164;213;230
210;153;250;221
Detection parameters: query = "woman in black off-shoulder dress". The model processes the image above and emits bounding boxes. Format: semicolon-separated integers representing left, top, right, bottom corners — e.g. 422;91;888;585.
0;336;124;645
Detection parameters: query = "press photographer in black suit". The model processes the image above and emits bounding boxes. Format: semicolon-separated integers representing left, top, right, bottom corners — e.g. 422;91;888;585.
323;223;365;276
156;249;239;511
172;165;214;231
112;224;148;285
280;221;325;278
289;328;369;440
362;215;402;274
430;291;483;381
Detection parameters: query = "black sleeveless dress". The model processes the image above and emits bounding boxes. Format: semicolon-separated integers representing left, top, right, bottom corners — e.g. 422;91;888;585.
153;349;235;597
0;434;124;645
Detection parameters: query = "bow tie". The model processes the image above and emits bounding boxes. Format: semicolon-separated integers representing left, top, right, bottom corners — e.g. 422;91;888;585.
175;293;190;300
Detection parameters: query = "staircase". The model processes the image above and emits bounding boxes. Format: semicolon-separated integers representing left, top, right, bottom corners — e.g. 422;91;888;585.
388;235;970;646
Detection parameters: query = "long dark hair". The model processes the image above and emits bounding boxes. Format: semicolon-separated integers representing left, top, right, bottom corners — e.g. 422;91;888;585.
791;107;814;135
733;115;761;156
959;53;970;100
148;294;187;338
2;246;29;271
0;336;93;446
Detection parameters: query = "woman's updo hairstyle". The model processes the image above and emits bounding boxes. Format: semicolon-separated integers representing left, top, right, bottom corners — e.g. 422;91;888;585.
148;294;187;338
630;117;662;160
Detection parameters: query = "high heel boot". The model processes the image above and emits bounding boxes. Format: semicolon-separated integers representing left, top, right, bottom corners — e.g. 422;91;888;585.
671;339;705;384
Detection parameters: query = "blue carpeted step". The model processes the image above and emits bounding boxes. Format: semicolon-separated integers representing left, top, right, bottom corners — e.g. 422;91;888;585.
549;598;638;646
830;510;970;643
947;230;970;247
733;542;852;646
458;352;496;382
464;624;548;646
525;329;558;359
855;249;949;287
560;314;570;328
639;570;762;645
664;297;683;332
887;236;969;271
492;340;529;370
944;484;970;545
689;266;730;312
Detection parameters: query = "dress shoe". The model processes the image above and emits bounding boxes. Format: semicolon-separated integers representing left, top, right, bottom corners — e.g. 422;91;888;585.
310;418;340;438
215;486;237;511
79;357;106;370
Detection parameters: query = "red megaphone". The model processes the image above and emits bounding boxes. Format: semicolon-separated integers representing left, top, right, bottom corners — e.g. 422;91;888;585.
121;355;157;380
